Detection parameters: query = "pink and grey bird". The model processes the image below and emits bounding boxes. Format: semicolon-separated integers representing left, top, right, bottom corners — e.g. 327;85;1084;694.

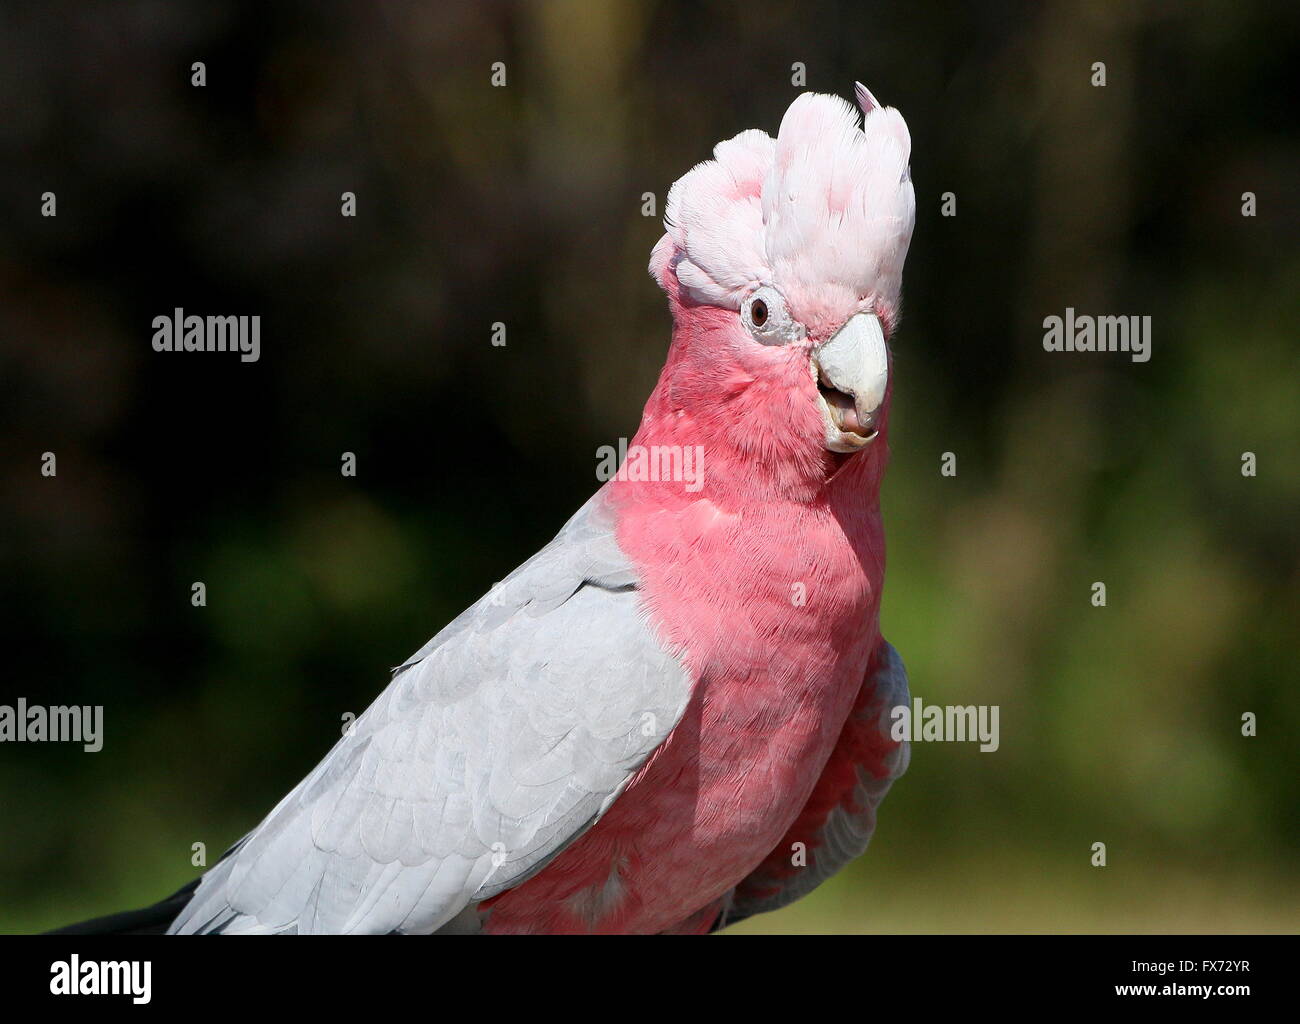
63;83;916;934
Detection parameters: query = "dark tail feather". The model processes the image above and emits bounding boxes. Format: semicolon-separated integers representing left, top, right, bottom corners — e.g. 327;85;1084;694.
45;879;200;935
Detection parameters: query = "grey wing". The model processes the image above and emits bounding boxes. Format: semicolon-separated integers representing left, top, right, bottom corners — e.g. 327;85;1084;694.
169;492;692;934
716;640;910;929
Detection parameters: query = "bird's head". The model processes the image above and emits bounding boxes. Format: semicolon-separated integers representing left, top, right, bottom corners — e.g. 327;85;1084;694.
641;83;915;500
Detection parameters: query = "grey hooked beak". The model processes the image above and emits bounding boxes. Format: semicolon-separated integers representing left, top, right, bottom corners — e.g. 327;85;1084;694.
813;312;888;453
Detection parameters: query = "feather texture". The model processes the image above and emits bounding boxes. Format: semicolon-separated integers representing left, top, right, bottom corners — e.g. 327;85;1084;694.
720;639;911;926
169;494;692;934
655;92;914;340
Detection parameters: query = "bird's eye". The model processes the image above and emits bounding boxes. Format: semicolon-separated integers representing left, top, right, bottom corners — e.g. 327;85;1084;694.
742;287;804;345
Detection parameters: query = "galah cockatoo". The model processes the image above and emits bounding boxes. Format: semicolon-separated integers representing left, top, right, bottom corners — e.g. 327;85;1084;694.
63;83;916;935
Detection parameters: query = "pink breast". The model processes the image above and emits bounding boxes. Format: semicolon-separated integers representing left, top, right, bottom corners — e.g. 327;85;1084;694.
481;483;880;934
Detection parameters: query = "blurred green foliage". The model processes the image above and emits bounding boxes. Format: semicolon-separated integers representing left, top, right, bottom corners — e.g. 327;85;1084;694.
1;0;1296;932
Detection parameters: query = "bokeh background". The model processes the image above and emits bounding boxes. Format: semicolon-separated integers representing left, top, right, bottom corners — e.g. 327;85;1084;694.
2;0;1297;933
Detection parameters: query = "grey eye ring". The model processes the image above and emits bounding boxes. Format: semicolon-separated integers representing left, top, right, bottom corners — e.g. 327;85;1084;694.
742;287;805;346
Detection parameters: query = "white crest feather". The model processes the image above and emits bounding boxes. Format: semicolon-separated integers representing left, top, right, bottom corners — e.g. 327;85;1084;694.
654;87;915;331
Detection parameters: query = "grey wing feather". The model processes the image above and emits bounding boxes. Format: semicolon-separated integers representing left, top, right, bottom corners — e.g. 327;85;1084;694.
169;492;691;934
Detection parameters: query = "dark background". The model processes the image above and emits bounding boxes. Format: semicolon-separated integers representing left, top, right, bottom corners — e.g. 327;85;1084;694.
1;0;1297;932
